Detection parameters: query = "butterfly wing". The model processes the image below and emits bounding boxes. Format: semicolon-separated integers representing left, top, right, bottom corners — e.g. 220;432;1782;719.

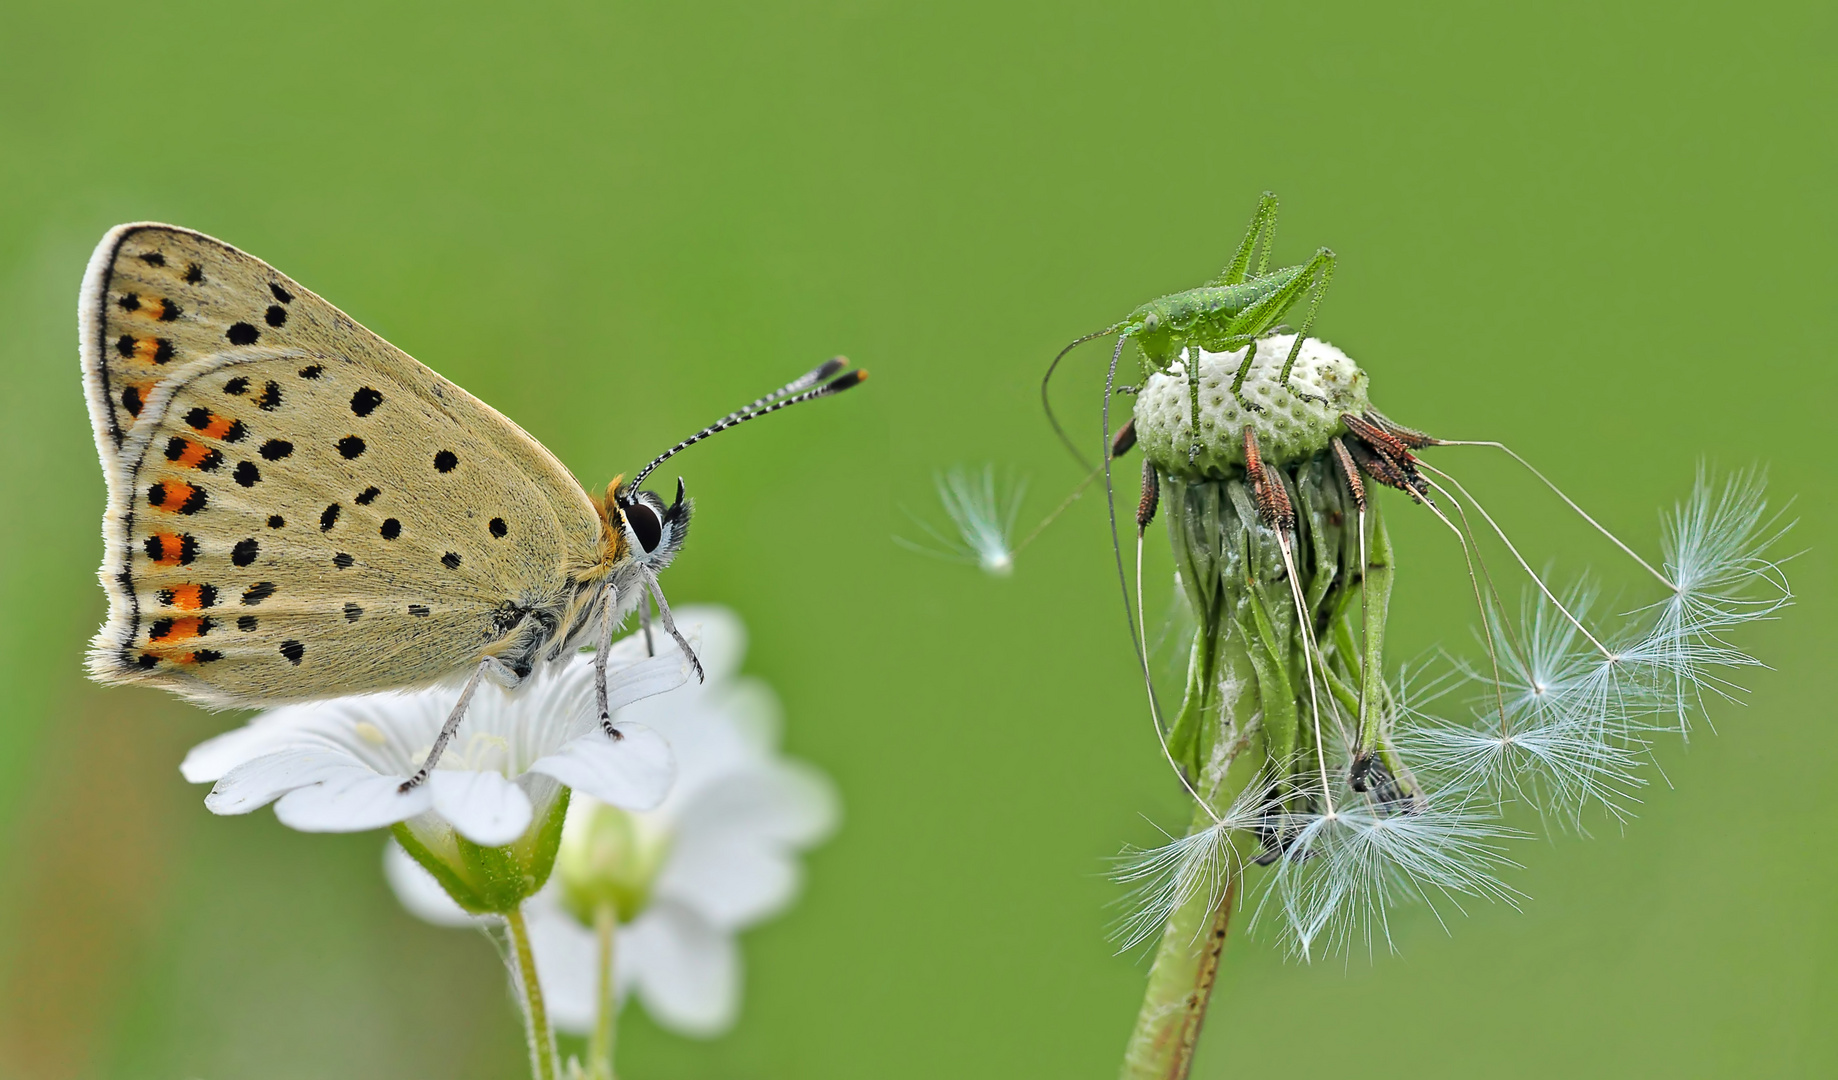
82;224;614;707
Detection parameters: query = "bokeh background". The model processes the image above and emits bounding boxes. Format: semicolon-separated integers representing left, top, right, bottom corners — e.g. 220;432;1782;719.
1;2;1831;1077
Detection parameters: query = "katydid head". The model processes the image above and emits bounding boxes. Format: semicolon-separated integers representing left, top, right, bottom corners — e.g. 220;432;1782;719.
1124;301;1176;359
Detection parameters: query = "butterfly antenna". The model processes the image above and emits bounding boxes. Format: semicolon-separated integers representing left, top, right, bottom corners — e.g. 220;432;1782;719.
629;358;866;490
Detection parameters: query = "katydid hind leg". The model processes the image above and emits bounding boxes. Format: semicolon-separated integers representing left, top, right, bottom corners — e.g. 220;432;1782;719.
1212;191;1280;287
1276;249;1336;402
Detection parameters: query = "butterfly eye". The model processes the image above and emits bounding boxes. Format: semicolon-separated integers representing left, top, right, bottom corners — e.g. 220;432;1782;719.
625;500;662;553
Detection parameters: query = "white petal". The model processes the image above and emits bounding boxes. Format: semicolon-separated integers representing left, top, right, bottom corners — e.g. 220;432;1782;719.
273;766;429;833
523;893;602;1034
702;761;840;847
657;838;801;931
428;770;534;847
656;764;840;928
205;747;370;815
624;901;740;1037
382;841;478;928
529;722;675;811
180;704;336;783
670;606;746;684
605;649;697;713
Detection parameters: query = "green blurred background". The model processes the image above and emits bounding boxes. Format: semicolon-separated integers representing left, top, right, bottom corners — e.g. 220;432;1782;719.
1;1;1831;1076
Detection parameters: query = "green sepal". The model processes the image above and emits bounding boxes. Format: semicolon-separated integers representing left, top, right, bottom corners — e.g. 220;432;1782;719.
392;784;573;915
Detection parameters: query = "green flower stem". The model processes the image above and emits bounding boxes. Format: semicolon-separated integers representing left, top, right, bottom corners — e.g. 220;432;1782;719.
1119;793;1256;1080
506;905;559;1080
589;901;619;1080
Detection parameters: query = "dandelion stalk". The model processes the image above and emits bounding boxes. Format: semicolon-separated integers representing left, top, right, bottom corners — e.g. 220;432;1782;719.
1118;460;1392;1077
506;905;561;1080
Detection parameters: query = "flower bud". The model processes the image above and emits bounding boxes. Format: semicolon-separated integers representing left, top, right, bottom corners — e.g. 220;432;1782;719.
556;797;673;924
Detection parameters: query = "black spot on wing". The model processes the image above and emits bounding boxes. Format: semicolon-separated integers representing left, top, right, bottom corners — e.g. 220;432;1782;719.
185;263;204;284
234;461;261;487
337;436;365;459
350;387;383;416
267;515;284;529
138;251;165;267
226;322;259;346
118;293;140;311
380;518;401;540
241;582;277;605
232;538;259;567
332;553;354;569
298;364;323;379
408;604;430;617
270;282;293;304
158;301;181;322
320;504;340;531
434;450;458;473
238;615;257;631
343;603;363;623
256;381;283;410
122;387;144;417
280;640;305;665
223;377;249;396
259;439;293;460
265;305;287;327
489;517;508;538
355;486;380;505
441;552;462;570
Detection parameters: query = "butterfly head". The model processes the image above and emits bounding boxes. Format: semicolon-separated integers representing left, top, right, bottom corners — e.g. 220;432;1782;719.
610;476;692;570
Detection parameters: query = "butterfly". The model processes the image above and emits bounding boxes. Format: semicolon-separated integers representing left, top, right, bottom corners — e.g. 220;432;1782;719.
80;223;864;786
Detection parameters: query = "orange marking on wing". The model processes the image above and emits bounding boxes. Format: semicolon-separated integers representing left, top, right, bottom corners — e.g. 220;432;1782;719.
170;439;213;468
149;533;184;565
197;414;237;440
150;616;205;642
166;584;209;610
151;481;198;512
133;338;159;362
133;298;167;319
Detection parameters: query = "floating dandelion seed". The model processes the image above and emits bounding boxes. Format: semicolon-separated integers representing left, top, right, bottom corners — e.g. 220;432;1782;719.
896;464;1026;575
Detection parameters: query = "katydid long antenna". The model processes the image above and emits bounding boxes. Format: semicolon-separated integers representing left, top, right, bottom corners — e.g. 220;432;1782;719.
1044;327;1128;470
1102;325;1223;823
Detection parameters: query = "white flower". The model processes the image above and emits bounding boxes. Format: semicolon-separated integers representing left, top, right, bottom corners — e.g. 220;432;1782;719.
386;605;838;1037
182;631;692;911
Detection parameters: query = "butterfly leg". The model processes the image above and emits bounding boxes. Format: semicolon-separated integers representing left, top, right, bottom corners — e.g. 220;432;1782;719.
397;658;492;792
639;595;655;657
642;571;706;683
595;583;624;740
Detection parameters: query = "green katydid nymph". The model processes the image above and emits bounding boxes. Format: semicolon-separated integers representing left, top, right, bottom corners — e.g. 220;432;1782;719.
1043;192;1334;465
